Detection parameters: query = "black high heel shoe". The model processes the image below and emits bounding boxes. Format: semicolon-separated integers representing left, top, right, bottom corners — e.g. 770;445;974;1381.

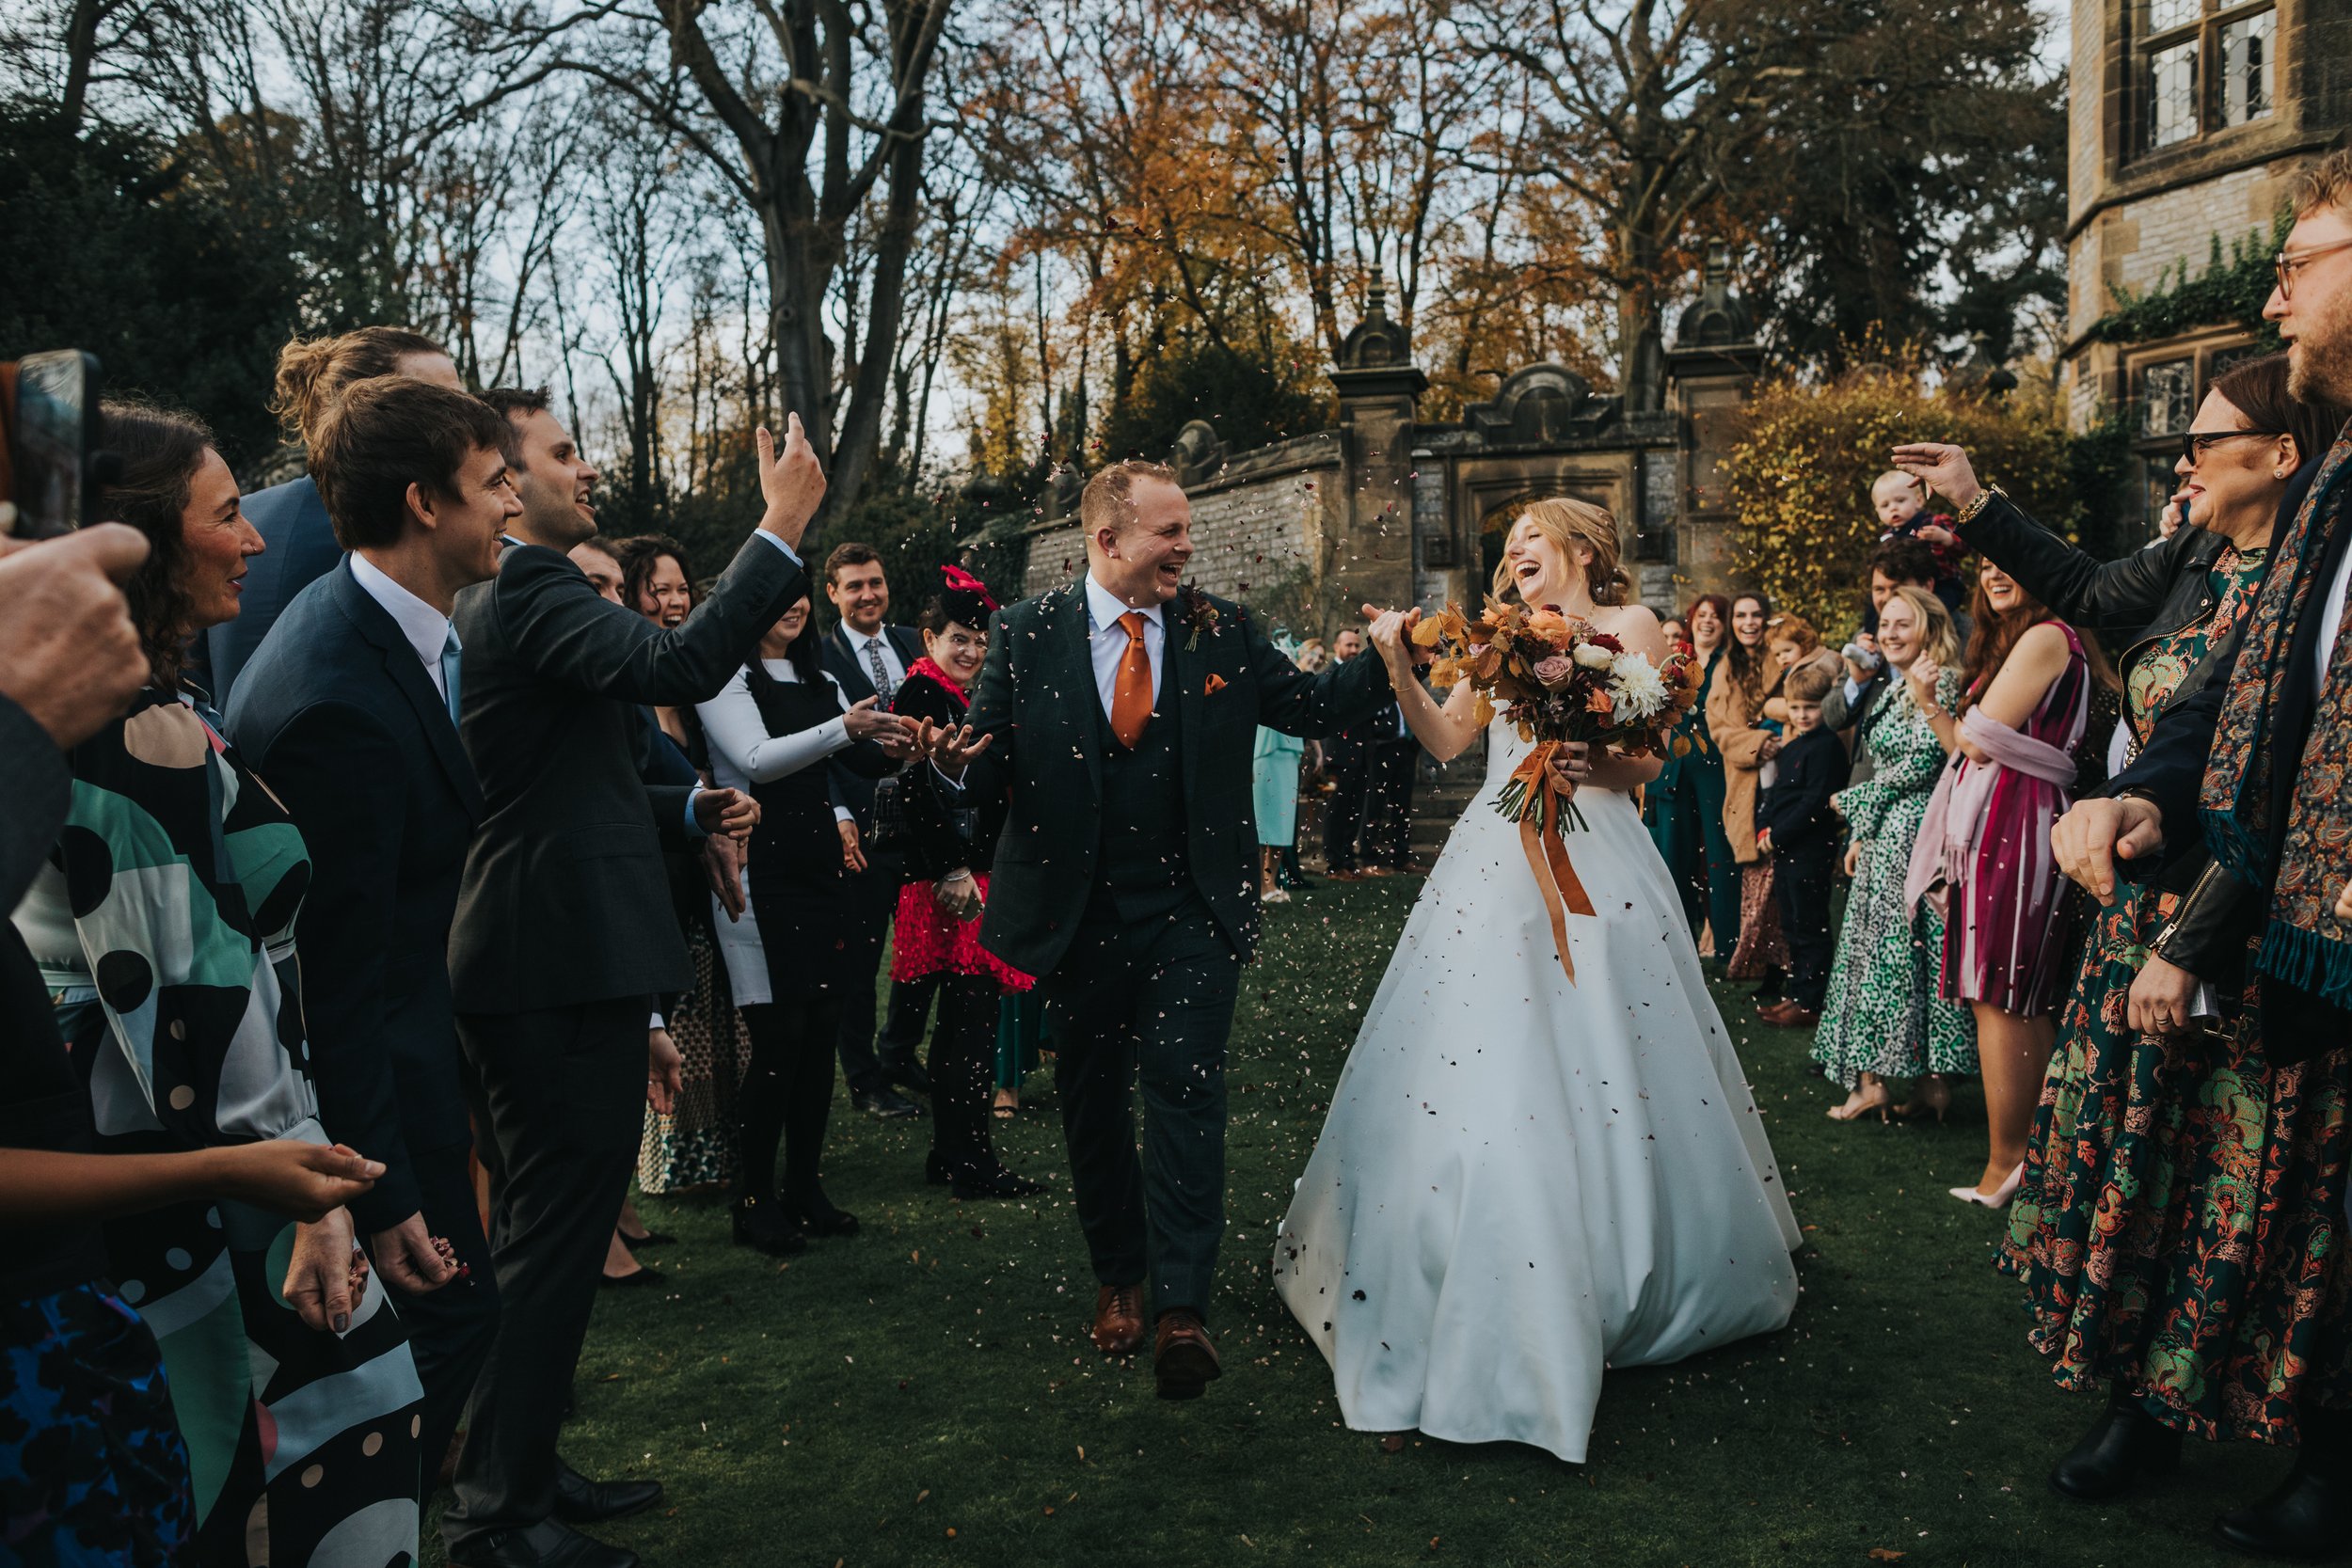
951;1164;1046;1200
2049;1383;2181;1500
730;1199;807;1258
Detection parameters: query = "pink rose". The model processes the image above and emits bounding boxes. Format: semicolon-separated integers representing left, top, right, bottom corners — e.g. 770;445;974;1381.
1533;654;1574;688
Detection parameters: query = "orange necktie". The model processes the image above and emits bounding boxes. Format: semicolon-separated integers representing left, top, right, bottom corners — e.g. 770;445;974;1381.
1110;610;1152;748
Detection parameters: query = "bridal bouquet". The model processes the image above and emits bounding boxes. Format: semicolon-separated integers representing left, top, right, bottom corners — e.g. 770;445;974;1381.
1411;599;1701;832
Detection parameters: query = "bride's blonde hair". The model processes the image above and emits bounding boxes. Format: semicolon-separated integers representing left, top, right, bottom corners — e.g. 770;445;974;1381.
1491;497;1630;607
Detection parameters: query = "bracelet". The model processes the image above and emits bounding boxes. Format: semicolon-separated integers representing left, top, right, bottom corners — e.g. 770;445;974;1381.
1954;481;2005;529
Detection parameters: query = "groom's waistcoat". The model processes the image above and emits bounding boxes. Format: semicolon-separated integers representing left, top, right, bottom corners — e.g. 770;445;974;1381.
1094;657;1190;895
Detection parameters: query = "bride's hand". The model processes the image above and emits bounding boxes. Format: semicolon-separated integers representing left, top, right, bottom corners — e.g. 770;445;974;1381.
1546;741;1591;792
1359;604;1422;667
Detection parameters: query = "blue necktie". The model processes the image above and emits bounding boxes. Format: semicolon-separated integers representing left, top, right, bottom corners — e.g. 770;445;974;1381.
440;626;464;728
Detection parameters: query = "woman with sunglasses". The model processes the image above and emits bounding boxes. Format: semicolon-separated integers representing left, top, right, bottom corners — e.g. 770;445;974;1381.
1893;352;2352;1501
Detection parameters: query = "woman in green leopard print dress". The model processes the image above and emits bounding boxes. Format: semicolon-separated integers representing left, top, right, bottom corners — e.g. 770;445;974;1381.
1812;586;1978;1117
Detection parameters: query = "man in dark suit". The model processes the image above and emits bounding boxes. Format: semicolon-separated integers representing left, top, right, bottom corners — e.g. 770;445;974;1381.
224;378;516;1486
438;386;819;1568
818;542;930;1117
1362;695;1422;872
916;460;1395;1401
203;327;461;703
1319;628;1381;878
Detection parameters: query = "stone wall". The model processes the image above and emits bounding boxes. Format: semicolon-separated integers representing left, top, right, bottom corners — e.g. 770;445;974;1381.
1016;434;1343;626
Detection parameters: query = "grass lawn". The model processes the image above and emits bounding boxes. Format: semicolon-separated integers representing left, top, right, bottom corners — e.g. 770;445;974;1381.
454;875;2293;1567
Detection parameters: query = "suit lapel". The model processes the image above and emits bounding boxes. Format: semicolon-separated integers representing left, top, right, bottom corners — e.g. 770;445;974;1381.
1168;602;1201;802
334;563;485;822
1052;589;1104;800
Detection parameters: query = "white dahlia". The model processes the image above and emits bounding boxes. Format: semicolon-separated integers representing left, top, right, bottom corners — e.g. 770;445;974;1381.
1608;653;1669;719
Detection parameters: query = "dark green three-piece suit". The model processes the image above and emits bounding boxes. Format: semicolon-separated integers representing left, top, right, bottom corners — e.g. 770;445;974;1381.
958;579;1393;1318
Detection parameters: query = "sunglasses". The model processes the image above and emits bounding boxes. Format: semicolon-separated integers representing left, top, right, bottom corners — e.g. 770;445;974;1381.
2178;430;2282;467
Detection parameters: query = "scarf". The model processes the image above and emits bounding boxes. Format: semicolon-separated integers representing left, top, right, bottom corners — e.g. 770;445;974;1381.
2199;430;2352;1005
903;656;969;709
1904;704;2081;917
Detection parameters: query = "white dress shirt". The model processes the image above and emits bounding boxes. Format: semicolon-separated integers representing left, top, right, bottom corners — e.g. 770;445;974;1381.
349;551;454;702
1083;573;1166;719
843;625;908;691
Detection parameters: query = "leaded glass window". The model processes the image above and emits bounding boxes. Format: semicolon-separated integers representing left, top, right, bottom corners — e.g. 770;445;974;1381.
2147;40;2199;150
2140;359;2197;437
2221;9;2275;127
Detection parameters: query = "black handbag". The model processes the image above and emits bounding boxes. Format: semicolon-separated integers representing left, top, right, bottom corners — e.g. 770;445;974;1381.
869;768;976;862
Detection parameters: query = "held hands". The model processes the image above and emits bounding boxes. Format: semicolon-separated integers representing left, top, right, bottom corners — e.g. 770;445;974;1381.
2052;795;2166;907
694;786;759;840
370;1212;458;1294
646;1027;683;1116
1359;604;1426;669
838;818;866;873
1888;442;1982;513
903;717;994;779
755;413;827;550
284;1206;363;1335
934;868;982;922
2127;954;2201;1037
211;1140;382;1222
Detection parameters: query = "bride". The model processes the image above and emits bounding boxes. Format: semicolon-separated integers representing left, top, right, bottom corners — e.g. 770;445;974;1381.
1274;499;1802;1463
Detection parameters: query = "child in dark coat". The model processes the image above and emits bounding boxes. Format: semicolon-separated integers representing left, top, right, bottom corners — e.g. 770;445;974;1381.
1756;659;1851;1027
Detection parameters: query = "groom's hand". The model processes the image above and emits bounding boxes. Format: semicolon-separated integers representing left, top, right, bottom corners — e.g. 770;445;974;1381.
1359;604;1427;667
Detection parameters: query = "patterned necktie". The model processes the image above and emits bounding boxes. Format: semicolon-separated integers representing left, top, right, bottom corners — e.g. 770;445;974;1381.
1110;611;1152;748
864;635;897;704
440;626;464;728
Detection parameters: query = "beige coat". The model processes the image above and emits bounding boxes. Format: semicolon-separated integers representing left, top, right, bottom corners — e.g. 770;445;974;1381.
1706;662;1774;864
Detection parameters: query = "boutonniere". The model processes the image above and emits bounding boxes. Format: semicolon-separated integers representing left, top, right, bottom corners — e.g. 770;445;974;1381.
1205;673;1229;695
1178;584;1221;650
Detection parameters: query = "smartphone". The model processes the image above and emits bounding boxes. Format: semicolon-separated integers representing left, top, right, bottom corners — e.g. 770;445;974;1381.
1;350;103;539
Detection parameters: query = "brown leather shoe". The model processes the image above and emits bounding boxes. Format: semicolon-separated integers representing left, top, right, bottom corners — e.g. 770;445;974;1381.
1153;1309;1223;1400
1091;1284;1146;1356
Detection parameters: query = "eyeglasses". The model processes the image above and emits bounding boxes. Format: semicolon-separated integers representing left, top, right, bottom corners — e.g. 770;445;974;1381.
2274;237;2352;301
2178;430;2283;467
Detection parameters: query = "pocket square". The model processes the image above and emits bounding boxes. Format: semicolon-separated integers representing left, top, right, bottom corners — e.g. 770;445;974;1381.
1205;673;1229;695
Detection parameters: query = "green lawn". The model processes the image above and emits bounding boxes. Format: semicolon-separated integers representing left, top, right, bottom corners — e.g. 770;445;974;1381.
469;876;2291;1567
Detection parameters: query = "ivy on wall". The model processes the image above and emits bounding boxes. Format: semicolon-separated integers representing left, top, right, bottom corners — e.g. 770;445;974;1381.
2088;210;2291;347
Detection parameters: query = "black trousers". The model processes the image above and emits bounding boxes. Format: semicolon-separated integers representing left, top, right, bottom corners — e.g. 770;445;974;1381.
739;993;846;1212
926;973;1002;1177
376;1138;501;1485
445;999;647;1548
1323;752;1373;871
1364;739;1420;867
1774;842;1838;1011
1042;889;1240;1320
835;853;928;1093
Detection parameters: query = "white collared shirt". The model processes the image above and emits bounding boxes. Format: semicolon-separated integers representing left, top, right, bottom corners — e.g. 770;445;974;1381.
846;626;907;690
350;550;455;702
1082;573;1165;720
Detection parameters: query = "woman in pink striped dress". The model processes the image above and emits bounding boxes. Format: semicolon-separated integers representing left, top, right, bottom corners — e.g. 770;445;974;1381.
1904;559;2090;1207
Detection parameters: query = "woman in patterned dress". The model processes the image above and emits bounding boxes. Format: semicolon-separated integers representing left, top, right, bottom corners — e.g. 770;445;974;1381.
1812;586;1978;1119
1898;356;2352;1498
10;404;425;1564
1904;562;2090;1199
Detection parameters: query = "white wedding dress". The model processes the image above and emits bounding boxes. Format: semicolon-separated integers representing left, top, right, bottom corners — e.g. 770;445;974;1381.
1274;719;1803;1463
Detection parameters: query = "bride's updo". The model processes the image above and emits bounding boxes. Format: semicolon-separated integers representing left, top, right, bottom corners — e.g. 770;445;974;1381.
1491;497;1631;608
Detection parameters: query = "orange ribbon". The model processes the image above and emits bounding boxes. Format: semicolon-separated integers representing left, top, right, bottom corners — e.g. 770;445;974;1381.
1510;741;1597;984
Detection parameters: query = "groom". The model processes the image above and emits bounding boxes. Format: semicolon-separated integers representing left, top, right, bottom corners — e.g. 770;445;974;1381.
925;460;1397;1398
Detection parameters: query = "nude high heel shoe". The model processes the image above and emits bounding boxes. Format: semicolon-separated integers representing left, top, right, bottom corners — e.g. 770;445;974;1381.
1950;1162;2026;1209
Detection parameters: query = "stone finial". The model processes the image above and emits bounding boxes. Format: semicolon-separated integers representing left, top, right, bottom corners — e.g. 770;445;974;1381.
1673;240;1756;349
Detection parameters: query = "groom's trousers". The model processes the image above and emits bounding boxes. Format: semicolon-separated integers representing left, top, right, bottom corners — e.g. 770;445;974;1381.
1044;887;1241;1321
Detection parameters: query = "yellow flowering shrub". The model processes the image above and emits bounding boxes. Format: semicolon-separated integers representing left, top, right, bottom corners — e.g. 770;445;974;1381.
1723;368;2080;637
